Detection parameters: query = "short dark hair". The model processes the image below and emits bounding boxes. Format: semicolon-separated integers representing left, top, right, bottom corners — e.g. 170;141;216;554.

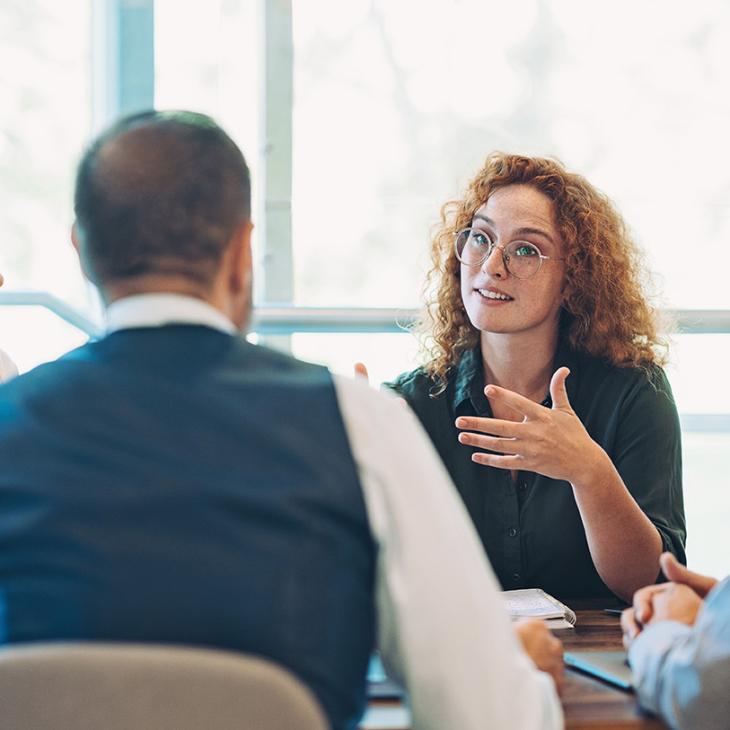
74;110;251;287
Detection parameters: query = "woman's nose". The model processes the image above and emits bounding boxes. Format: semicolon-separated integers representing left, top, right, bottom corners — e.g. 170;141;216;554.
481;244;507;279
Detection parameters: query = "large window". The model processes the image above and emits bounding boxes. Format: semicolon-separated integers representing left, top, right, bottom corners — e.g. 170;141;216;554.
154;0;261;229
292;0;730;310
0;0;93;368
2;0;730;577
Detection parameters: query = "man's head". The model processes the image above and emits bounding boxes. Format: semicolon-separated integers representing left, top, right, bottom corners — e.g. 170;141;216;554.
73;110;253;328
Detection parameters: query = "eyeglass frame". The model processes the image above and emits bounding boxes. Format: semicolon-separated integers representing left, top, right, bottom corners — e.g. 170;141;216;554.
453;227;564;279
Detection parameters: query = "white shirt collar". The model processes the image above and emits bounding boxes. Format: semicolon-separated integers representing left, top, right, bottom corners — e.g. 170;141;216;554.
105;293;237;335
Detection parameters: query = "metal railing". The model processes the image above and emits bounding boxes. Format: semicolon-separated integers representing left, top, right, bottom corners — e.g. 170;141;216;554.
3;292;730;432
0;291;103;337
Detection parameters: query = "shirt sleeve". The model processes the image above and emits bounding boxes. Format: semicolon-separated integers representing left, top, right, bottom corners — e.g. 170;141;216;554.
629;578;730;730
0;349;19;382
333;375;563;730
612;368;686;564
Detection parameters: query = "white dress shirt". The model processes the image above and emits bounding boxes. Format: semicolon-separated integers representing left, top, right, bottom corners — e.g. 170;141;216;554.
0;348;18;382
106;293;563;730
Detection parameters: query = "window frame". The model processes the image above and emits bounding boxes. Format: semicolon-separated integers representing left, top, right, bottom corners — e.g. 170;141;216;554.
2;0;730;434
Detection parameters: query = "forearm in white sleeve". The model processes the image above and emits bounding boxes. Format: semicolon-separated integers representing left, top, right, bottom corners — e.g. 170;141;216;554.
629;578;730;730
334;376;563;730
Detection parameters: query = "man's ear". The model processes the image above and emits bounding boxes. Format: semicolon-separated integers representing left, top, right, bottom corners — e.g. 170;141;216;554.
71;222;94;282
229;219;254;293
71;221;81;254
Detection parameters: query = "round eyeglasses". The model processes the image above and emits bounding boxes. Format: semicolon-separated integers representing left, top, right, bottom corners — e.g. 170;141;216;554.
454;227;561;280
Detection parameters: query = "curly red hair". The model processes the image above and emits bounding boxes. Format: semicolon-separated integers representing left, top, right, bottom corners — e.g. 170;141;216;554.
420;153;667;388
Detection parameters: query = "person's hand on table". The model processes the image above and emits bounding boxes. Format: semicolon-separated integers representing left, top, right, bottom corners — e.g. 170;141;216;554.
455;367;608;486
650;583;703;625
621;552;715;649
514;618;564;694
622;584;704;649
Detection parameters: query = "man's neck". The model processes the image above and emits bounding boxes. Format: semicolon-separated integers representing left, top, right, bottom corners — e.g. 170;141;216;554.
102;274;248;333
104;275;214;306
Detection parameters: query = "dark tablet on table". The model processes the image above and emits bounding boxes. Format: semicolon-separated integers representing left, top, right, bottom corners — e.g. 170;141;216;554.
564;650;634;691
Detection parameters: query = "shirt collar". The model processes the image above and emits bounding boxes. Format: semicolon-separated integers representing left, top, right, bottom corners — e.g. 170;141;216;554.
453;347;490;416
105;293;238;335
452;335;581;415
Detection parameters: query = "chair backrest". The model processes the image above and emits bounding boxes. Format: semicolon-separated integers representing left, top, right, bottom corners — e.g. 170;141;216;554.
0;642;329;730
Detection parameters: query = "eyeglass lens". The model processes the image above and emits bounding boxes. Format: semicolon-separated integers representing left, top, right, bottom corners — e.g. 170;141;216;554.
455;228;542;279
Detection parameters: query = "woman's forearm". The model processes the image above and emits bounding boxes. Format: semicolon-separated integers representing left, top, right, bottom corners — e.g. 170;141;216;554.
571;446;663;601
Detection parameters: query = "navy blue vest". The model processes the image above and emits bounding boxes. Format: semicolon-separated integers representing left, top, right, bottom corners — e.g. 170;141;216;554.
0;326;376;729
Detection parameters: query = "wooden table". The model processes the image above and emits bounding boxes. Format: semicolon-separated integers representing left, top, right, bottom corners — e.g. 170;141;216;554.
557;603;664;729
362;603;666;729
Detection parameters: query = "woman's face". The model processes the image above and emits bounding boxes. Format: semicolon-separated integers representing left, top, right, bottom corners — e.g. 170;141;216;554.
459;184;566;338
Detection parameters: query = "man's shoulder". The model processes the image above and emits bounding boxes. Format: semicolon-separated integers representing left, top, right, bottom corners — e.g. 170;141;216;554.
332;375;402;418
384;366;436;400
332;374;442;478
238;340;329;376
0;334;333;399
0;341;104;412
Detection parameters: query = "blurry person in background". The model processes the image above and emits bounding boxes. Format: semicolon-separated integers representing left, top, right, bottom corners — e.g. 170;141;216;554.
0;272;19;381
386;153;685;602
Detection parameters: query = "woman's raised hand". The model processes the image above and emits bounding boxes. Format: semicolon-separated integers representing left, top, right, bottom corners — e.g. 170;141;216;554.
455;367;606;486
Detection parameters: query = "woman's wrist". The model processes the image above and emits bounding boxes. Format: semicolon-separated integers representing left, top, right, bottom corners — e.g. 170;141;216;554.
569;442;613;490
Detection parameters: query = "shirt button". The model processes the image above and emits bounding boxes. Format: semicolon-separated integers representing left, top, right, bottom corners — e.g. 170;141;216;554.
508;527;518;538
519;482;528;491
512;572;522;582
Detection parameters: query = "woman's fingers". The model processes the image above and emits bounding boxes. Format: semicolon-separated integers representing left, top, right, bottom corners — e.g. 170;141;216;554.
548;367;572;410
471;452;524;469
484;384;545;418
457;431;519;454
456;377;596;482
455;416;522;437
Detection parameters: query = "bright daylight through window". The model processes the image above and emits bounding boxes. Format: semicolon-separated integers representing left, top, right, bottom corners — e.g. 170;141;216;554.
1;0;730;575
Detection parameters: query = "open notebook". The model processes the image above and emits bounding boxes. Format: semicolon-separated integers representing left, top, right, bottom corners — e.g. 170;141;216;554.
502;588;577;629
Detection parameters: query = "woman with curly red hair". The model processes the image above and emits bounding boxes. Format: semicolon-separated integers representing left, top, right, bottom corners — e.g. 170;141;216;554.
386;153;685;602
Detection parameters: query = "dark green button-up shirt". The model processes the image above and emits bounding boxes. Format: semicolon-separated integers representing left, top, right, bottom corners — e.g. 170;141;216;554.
387;342;686;600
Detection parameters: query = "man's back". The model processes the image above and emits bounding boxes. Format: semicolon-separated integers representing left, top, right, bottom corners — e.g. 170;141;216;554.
0;109;564;730
0;325;375;729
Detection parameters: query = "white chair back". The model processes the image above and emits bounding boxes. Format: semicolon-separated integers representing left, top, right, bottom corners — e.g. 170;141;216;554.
0;643;328;730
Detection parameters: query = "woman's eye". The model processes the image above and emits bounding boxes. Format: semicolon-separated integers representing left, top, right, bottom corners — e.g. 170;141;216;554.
513;243;539;257
471;232;491;247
